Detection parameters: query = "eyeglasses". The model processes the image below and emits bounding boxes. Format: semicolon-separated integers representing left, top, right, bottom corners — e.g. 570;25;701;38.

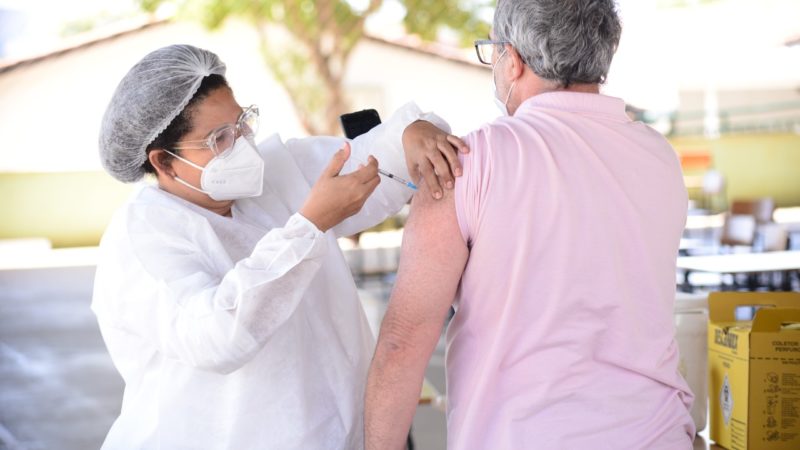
173;105;259;158
474;39;510;65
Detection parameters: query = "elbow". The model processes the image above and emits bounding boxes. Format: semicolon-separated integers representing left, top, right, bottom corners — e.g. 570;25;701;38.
372;318;426;370
373;336;410;366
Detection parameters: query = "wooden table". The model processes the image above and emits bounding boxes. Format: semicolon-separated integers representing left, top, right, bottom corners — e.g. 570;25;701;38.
677;250;800;291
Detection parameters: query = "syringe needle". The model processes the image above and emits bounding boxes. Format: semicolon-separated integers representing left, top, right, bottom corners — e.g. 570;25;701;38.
377;168;418;191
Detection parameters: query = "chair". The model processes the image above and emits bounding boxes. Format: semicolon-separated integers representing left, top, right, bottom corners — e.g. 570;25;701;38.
755;223;791;289
720;213;757;248
728;197;776;253
718;214;757;288
759;222;789;252
721;201;786;289
731;198;775;224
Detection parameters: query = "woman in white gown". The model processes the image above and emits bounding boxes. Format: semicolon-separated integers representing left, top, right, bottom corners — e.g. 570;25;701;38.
92;44;465;449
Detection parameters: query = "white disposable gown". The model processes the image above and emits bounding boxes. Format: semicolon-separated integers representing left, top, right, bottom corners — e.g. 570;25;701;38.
91;103;449;449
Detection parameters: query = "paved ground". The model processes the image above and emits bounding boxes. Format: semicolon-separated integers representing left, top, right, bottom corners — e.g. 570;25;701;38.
0;259;724;450
0;266;122;450
0;264;447;450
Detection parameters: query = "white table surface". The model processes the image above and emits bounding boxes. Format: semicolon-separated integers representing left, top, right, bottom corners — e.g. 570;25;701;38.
676;250;800;274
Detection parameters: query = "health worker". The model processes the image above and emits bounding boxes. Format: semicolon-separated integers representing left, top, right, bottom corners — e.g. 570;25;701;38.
91;44;466;450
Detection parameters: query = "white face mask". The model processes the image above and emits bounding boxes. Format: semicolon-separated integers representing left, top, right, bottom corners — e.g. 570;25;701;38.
166;136;265;201
492;49;516;116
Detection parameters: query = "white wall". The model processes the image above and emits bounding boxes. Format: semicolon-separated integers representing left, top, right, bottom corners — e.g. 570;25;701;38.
5;7;796;174
0;19;304;172
346;38;497;137
0;21;500;173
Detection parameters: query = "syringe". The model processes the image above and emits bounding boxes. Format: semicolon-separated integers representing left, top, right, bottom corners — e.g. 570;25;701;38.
377;168;418;191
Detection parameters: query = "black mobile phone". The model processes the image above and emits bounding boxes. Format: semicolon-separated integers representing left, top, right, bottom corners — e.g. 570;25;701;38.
340;109;382;139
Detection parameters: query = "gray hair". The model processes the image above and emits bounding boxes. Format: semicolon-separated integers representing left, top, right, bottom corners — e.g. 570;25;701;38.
493;0;622;87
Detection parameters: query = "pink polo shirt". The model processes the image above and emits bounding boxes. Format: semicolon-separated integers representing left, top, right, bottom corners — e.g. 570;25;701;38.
448;92;695;449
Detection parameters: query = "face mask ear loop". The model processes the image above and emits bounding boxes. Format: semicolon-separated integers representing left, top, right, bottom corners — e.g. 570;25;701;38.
492;48;508;85
495;47;508;66
173;176;210;196
492;48;517;116
163;149;206;171
495;47;518;110
162;149;211;195
505;80;517;107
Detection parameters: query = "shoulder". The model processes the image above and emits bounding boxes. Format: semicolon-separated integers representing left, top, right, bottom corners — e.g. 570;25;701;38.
459;117;530;181
105;185;216;258
281;134;344;155
463;118;515;150
256;133;288;159
463;115;538;155
624;120;683;167
101;186;225;280
125;185;203;228
256;132;343;164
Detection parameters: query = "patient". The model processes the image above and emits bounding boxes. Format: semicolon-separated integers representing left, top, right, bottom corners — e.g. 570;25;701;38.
365;1;695;449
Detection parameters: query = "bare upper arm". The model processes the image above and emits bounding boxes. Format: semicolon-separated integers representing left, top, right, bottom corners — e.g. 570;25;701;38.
380;184;469;342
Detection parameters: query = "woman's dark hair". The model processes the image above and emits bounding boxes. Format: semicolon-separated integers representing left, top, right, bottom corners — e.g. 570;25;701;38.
143;74;229;175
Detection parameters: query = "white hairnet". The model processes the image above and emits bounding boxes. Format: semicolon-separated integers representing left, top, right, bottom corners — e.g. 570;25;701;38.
99;44;227;182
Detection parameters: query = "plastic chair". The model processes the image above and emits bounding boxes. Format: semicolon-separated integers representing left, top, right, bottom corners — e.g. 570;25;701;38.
731;198;775;224
720;214;756;248
754;223;791;289
759;222;789;252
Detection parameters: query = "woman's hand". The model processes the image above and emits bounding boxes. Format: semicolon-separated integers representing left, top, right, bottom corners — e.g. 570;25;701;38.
402;120;470;200
300;143;380;232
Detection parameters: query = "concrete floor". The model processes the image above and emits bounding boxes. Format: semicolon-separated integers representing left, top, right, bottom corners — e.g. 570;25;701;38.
0;266;122;450
0;262;723;450
0;265;447;450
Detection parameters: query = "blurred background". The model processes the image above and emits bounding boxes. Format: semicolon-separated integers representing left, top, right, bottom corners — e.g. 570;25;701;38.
0;0;798;449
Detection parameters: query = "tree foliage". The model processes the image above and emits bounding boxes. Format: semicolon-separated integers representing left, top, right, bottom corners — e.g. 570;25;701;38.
139;0;491;135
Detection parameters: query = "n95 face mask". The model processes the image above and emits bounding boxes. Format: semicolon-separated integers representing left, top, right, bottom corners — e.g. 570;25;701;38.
167;136;265;201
